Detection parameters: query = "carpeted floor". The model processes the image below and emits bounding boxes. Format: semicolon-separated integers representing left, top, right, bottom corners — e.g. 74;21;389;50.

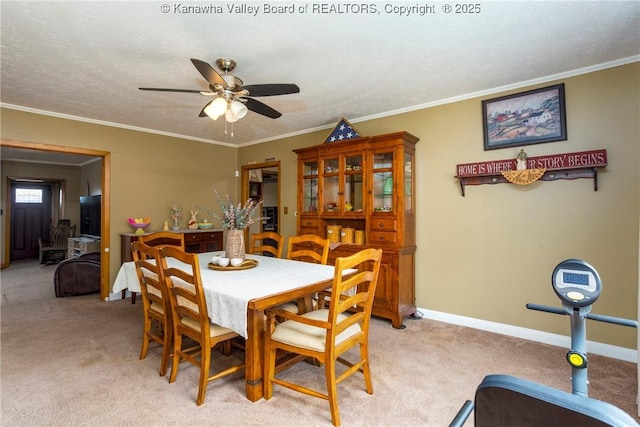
1;259;638;426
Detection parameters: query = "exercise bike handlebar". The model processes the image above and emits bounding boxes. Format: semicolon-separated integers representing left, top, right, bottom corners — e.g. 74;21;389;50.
585;312;637;328
526;303;566;316
526;303;638;328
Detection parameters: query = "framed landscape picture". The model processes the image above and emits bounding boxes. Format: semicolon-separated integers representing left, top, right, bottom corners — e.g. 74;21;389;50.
482;83;567;150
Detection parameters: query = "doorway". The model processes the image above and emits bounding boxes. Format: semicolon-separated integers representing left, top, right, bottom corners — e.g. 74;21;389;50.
9;182;53;260
241;161;280;244
1;139;112;301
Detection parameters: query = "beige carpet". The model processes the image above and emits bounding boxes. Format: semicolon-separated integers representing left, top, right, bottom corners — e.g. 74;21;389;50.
1;259;637;426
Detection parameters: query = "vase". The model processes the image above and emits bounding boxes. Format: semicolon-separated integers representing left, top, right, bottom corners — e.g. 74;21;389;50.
383;176;393;195
226;229;246;260
172;218;179;231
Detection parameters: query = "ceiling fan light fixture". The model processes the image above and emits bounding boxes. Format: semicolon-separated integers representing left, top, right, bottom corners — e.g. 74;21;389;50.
204;97;228;119
230;100;248;120
225;108;240;123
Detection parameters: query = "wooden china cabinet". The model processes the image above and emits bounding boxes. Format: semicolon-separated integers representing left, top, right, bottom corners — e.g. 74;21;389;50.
294;131;418;328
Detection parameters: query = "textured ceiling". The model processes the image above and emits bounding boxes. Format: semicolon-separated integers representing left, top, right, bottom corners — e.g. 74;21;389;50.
1;1;639;148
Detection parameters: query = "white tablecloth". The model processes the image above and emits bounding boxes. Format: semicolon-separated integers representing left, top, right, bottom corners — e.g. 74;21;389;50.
113;252;340;338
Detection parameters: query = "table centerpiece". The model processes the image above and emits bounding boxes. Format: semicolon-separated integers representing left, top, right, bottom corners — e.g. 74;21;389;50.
203;190;265;260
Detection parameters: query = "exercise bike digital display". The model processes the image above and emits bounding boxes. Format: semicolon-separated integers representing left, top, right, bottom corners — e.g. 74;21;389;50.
552;259;601;308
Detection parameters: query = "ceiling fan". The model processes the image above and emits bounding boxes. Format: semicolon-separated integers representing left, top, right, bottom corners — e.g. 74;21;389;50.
139;57;300;129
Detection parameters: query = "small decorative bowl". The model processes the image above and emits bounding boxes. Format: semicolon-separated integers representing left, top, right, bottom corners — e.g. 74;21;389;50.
128;218;151;235
217;258;230;267
198;222;213;229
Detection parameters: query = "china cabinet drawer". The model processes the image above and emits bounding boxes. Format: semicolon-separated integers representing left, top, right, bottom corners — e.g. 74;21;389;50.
368;231;398;244
299;217;319;228
370;218;397;231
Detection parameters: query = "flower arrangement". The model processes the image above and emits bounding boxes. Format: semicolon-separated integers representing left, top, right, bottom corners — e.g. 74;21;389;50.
205;190;264;230
169;202;184;221
169;202;184;229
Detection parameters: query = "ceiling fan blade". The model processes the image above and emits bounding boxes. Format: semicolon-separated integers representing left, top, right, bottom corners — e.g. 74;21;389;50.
243;98;282;119
139;87;203;93
190;58;227;88
242;84;300;97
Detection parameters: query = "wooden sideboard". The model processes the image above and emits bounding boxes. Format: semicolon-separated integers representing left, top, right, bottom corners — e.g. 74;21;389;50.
120;229;224;263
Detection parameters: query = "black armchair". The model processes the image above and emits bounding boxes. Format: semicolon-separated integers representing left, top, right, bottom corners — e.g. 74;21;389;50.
54;252;101;297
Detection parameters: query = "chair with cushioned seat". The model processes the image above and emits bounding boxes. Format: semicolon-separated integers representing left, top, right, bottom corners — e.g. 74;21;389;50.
158;245;245;406
131;241;172;377
264;248;383;426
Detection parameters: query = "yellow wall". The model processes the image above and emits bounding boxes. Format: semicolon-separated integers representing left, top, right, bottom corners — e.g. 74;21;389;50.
2;62;638;348
1;113;238;282
240;63;639;348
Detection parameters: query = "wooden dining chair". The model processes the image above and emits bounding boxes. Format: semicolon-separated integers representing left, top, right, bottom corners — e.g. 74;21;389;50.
278;234;332;314
127;232;185;304
264;248;383;426
248;231;283;258
287;234;330;265
131;241;172;377
158;245;245;406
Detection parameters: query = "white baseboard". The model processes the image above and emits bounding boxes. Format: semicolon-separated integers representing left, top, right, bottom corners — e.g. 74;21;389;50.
418;307;637;363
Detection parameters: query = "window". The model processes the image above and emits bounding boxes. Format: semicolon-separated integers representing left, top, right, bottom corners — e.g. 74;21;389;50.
15;188;43;203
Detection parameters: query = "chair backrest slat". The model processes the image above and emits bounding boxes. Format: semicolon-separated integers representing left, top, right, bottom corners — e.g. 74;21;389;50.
326;248;382;340
158;246;209;339
249;231;284;258
139;231;185;250
131;241;167;312
287;234;330;264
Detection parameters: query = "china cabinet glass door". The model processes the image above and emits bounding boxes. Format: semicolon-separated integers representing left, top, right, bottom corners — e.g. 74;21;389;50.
343;154;363;213
302;161;318;213
372;151;394;212
404;151;413;213
322;154;363;214
322;157;340;213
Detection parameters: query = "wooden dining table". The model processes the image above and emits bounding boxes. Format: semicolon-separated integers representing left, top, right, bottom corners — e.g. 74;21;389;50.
113;251;349;401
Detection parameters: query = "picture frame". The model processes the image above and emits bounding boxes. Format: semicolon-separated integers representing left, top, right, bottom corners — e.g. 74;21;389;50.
482;83;567;150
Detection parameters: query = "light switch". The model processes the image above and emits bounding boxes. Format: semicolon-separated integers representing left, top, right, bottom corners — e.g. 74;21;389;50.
283;207;288;214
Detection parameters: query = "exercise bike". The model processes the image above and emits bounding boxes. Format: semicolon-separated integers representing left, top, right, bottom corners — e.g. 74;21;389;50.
450;259;638;427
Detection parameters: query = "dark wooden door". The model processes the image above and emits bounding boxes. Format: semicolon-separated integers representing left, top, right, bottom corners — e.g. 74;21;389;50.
10;183;52;260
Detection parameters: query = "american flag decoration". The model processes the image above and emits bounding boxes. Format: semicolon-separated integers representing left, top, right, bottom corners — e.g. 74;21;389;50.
325;118;361;143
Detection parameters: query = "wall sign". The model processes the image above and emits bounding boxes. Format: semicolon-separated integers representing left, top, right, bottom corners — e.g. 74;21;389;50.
454;149;607;196
456;149;607;177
